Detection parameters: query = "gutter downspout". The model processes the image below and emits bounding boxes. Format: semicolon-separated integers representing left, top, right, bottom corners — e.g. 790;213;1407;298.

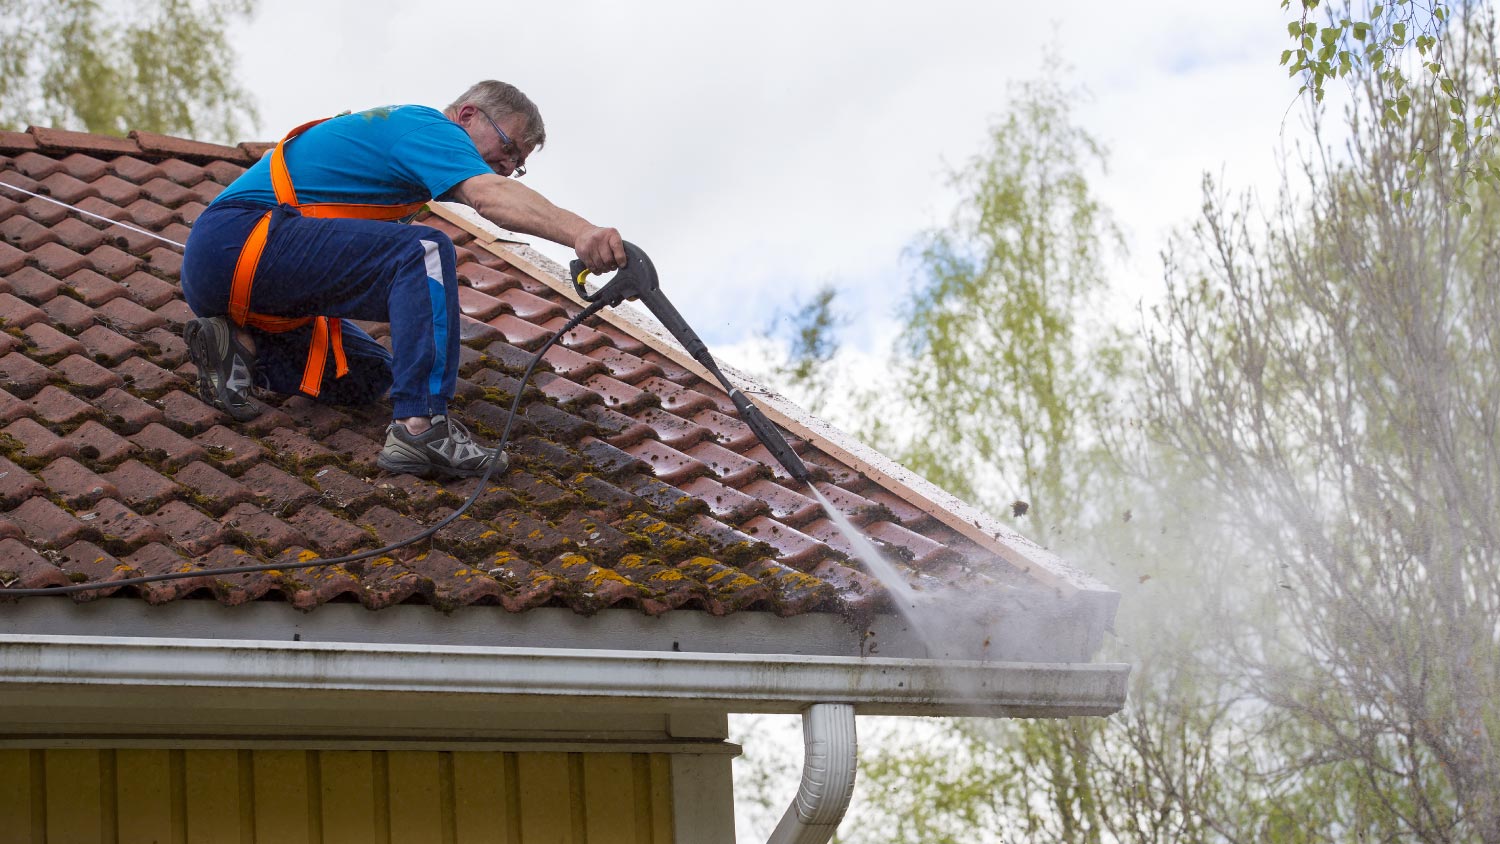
768;703;857;844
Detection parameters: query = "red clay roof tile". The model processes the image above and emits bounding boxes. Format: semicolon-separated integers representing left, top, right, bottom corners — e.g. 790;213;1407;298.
131;131;248;163
487;313;554;349
0;240;26;274
9;496;91;548
38;171;99;204
6;265;62;302
202;160;247;185
457;286;505;320
224;501;306;554
154;158;207;187
457;261;524;294
33;241;89;277
0;132;39;153
89;497;169;550
0;389;30;425
585;345;660;382
0;352;56;397
20;195;69;226
692;408;758;450
86;242;144;278
1;213;59;251
114;355;184;396
22;322;85;362
58;153;109;182
740;478;821;526
541;317;610;353
88;174;143;205
541;343;606;379
10;152;62;180
740;516;829;568
288;505;375;557
132;422;205;470
118;271;177;308
76;324;142;365
111;157;167;185
0;291;47;328
29;126;138;156
147;500;228;556
51;216;108;252
685;440;763;487
40;293;96;332
26;385;96;425
102;459;182;511
494;287;565;322
0;456;43;506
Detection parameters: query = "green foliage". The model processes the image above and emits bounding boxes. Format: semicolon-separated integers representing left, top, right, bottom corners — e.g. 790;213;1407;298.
1148;15;1500;836
896;71;1125;536
763;283;850;415
0;0;259;141
1280;1;1500;199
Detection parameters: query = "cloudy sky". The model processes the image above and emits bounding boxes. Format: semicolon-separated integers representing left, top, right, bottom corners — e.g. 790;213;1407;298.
230;0;1299;360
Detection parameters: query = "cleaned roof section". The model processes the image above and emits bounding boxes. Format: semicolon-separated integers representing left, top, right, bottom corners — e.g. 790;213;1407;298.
0;125;1109;633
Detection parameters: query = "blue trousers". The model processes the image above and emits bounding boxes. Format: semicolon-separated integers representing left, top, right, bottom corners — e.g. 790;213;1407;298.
182;201;460;419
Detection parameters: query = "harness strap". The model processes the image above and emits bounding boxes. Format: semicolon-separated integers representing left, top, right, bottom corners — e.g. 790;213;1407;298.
228;115;425;398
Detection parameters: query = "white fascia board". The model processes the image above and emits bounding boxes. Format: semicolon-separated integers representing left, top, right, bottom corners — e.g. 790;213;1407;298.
0;634;1128;719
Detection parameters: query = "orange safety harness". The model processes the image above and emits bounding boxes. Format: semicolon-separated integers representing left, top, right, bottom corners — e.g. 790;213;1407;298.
228;117;427;397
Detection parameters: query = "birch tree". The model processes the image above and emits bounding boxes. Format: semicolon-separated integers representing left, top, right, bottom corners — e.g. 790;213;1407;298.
0;0;259;141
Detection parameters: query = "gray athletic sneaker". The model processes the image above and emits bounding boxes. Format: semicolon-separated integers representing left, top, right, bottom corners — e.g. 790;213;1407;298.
184;316;259;422
376;415;505;479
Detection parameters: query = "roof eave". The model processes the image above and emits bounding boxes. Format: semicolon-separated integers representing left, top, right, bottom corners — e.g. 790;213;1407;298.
0;634;1130;721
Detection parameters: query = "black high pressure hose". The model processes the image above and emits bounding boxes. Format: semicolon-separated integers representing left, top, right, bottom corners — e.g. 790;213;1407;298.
1;297;611;598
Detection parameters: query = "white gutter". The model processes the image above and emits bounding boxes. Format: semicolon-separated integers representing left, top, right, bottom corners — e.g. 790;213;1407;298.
769;703;858;844
0;635;1129;718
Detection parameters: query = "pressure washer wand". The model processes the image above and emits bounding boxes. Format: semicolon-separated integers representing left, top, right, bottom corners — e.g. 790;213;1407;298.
571;243;812;485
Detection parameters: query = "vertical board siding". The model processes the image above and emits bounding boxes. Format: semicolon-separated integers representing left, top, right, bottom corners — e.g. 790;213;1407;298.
0;748;675;843
183;750;242;844
115;749;173;844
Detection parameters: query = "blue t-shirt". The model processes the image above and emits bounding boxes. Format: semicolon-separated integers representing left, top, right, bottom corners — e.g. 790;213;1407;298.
213;105;492;209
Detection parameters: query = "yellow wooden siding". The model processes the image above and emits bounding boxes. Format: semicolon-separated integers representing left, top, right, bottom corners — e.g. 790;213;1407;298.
0;748;675;844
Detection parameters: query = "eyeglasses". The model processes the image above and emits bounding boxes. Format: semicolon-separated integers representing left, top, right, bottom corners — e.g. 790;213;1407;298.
477;109;527;178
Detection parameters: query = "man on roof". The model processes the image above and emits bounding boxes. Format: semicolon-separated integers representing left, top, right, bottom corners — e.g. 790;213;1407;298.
181;80;625;479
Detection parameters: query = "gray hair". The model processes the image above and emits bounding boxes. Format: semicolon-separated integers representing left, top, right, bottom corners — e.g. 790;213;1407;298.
449;80;546;149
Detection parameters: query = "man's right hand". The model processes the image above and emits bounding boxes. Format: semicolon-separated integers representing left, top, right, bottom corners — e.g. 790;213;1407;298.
576;225;627;275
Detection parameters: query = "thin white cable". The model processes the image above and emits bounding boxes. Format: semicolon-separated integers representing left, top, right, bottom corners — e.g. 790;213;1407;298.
0;179;186;249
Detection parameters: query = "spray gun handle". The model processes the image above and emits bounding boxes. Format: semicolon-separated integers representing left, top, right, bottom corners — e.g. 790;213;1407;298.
569;242;659;307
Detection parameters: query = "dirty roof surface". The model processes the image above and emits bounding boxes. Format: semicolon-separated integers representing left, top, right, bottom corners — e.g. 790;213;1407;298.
0;126;1016;619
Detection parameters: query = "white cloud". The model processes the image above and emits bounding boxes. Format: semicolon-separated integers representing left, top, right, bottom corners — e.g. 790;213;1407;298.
230;0;1300;347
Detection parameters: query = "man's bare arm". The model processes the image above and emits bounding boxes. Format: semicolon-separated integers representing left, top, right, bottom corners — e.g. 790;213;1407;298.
450;174;626;273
